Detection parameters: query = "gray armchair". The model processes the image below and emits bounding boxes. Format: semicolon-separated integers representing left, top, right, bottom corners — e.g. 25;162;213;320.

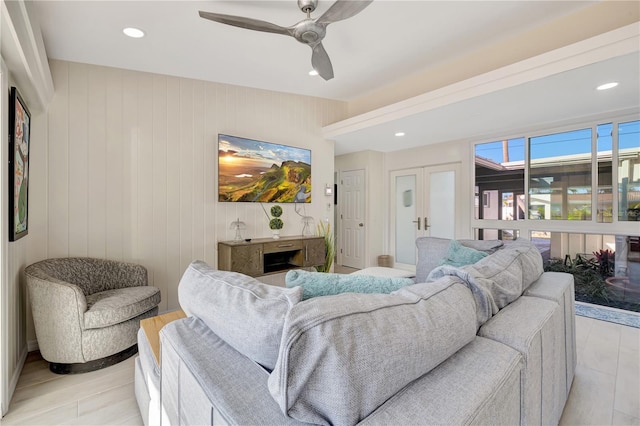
25;257;160;373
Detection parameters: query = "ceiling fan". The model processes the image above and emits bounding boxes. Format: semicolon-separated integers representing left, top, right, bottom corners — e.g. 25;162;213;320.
199;0;372;81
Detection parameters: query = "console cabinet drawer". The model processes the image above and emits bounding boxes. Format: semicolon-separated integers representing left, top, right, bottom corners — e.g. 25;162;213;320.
263;240;303;254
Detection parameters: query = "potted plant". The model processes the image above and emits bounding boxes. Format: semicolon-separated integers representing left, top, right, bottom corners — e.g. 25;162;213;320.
269;205;283;239
315;221;335;272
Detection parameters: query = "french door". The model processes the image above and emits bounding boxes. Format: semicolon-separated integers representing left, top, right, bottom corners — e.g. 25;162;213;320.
390;164;458;269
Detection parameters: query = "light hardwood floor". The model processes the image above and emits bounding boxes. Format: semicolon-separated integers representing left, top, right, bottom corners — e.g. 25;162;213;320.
1;306;638;425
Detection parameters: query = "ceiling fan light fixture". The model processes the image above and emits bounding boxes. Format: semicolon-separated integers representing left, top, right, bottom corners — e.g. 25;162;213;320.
123;27;145;38
596;82;618;91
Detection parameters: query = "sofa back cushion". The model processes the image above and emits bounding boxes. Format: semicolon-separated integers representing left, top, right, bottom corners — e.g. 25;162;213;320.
268;277;477;426
415;237;503;283
285;269;414;300
178;261;302;370
427;240;544;327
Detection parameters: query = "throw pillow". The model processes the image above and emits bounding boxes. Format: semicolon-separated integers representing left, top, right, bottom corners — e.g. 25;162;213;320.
177;260;302;370
415;237;503;283
439;240;488;267
285;269;414;300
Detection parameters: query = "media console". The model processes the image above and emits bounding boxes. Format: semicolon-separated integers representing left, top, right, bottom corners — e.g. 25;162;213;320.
218;236;325;277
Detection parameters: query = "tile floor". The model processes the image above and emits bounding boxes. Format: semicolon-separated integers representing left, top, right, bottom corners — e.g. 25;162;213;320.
1;269;638;425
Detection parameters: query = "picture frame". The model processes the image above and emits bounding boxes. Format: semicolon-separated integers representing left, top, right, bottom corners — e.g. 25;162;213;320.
8;87;30;241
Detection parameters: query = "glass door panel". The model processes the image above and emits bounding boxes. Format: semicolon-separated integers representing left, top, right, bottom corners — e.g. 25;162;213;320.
427;169;455;239
394;174;418;266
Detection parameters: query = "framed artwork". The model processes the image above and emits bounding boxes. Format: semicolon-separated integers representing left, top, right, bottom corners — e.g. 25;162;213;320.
8;87;30;241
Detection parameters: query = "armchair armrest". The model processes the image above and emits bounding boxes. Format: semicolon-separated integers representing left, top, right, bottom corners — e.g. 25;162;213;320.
26;274;87;363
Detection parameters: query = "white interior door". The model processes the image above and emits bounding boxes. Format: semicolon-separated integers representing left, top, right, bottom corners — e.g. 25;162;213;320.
340;169;366;269
391;164;457;270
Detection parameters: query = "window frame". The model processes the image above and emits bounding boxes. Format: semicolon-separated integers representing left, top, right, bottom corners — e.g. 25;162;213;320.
471;113;640;239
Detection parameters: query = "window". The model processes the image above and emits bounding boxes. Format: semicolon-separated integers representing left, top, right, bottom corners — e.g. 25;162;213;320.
529;128;592;220
618;120;640;221
474;138;525;220
474;228;520;241
597;123;613;223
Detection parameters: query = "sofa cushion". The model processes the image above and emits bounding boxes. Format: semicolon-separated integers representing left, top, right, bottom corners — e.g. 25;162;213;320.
177;261;302;370
427;240;544;326
285;269;414;300
415;237;503;283
350;266;415;278
360;337;523;426
268;276;477;426
439;239;488;267
84;286;160;329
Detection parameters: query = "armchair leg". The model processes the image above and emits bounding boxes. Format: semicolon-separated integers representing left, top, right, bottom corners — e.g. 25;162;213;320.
49;344;138;374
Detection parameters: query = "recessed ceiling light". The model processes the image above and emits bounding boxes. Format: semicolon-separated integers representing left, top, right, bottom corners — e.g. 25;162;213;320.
309;70;319;76
395;132;405;137
597;82;618;91
123;27;145;38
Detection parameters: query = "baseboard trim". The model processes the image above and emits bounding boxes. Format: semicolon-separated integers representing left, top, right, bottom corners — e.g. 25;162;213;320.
27;340;39;353
8;345;28;406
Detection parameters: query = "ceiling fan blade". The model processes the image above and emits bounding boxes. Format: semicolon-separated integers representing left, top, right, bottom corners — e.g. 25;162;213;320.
311;43;334;81
199;11;292;36
316;0;373;25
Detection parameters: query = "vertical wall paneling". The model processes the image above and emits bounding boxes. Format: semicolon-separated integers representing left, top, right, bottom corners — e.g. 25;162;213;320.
68;63;88;256
138;75;154;283
203;83;217;265
192;81;205;262
87;65;107;259
105;69;124;260
121;71;138;261
28;60;346;342
47;60;69;257
165;77;181;310
178;78;194;293
152;75;168;311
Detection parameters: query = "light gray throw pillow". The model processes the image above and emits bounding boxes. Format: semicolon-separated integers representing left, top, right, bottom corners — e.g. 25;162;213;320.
178;260;302;370
415;237;503;283
268;277;477;425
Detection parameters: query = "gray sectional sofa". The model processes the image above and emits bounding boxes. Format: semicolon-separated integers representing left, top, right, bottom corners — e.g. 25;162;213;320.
135;237;576;425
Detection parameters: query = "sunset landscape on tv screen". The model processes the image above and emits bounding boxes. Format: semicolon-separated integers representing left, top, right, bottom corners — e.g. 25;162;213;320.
218;134;312;203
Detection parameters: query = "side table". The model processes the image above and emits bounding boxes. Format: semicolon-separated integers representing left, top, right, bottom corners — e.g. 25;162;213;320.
135;310;186;426
140;310;186;365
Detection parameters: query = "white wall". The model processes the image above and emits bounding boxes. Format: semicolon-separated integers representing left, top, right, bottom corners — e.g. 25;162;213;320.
25;59;347;342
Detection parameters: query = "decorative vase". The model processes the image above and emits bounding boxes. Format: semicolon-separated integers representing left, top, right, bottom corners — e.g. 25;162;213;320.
272;230;280;239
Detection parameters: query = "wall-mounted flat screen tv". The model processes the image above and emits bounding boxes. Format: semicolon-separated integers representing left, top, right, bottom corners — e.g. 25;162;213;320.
218;134;312;203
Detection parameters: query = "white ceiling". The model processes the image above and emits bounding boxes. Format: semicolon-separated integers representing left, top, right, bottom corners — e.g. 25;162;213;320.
34;0;594;101
32;1;639;154
328;51;640;154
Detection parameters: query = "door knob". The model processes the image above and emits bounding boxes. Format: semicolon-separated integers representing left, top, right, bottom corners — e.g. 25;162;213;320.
359;223;364;227
412;218;421;230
